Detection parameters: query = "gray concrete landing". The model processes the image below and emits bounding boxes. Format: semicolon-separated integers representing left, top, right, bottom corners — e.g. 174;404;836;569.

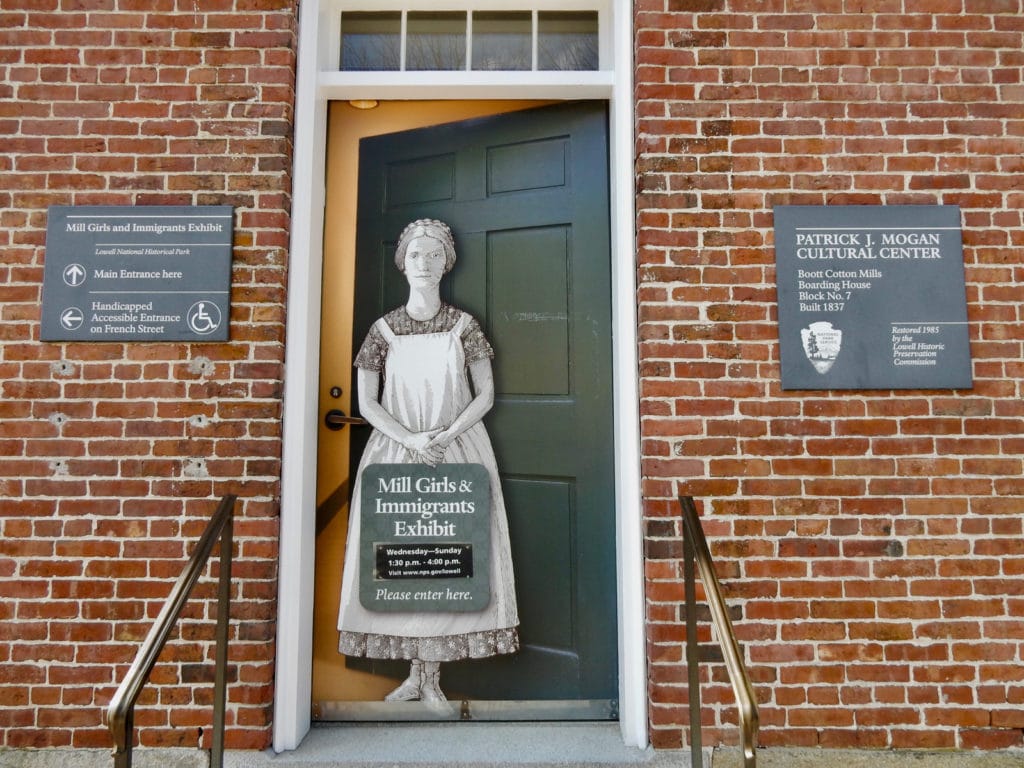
223;723;692;768
222;728;1024;768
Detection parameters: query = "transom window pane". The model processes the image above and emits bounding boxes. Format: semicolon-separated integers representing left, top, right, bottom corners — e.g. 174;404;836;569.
538;11;598;71
406;12;467;71
339;9;600;72
472;12;532;71
340;12;401;71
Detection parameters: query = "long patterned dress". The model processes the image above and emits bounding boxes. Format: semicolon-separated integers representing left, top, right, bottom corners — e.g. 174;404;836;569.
337;304;519;661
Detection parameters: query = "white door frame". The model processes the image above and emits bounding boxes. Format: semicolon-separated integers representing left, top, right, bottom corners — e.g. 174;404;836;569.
274;0;644;751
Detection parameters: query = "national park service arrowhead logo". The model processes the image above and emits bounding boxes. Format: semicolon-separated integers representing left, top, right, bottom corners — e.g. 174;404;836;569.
801;321;842;374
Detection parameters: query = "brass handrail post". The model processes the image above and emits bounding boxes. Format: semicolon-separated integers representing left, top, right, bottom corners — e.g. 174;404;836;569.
108;495;237;768
679;495;759;768
683;523;702;768
111;709;133;768
211;506;233;768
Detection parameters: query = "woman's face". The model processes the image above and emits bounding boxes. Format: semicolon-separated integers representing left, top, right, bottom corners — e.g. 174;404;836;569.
403;235;447;288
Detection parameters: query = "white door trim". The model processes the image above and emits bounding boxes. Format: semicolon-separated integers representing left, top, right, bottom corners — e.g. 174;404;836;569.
274;0;643;751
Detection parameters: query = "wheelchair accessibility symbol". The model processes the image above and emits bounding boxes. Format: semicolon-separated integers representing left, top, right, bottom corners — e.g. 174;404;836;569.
187;301;222;336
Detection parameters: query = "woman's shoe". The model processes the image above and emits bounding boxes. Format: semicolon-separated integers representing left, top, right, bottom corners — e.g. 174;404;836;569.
384;660;423;701
419;661;447;703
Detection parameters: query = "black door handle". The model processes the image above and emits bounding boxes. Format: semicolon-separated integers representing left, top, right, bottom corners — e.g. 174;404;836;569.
324;409;368;431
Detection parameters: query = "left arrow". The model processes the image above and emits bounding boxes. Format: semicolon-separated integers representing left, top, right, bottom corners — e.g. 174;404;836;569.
60;307;84;330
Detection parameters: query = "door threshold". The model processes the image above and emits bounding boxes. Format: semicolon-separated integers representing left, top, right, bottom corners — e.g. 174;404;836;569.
313;699;616;722
225;722;689;767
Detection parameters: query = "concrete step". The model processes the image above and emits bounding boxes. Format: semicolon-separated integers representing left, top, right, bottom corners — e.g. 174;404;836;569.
711;747;1024;768
3;736;1019;768
0;748;206;768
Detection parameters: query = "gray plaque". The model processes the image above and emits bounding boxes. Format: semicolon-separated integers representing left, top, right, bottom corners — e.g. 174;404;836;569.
359;463;491;613
41;205;233;341
774;205;972;390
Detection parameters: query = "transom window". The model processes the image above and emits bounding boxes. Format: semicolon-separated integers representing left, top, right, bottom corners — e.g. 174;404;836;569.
340;10;599;71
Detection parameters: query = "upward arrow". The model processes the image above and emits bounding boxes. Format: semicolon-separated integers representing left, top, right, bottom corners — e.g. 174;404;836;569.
64;263;86;286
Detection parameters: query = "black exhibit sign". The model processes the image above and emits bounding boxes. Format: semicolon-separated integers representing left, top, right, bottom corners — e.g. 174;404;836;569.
359;463;491;613
774;205;972;390
41;205;233;342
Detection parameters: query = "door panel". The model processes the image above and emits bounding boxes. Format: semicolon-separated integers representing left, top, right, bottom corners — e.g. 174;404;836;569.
385;154;456;206
505;477;576;650
338;101;615;709
488;137;568;193
489;226;571;395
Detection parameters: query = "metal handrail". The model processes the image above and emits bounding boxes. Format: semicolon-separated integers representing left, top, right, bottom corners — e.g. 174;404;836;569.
679;495;759;768
107;494;236;768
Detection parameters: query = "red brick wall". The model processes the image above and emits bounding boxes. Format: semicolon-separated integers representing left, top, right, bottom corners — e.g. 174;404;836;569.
4;0;1023;756
0;0;296;750
637;0;1024;752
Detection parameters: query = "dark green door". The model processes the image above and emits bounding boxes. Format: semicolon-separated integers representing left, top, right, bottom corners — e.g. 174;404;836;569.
349;102;616;711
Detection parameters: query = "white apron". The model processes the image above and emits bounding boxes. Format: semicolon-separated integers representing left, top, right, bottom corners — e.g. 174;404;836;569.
337;313;519;661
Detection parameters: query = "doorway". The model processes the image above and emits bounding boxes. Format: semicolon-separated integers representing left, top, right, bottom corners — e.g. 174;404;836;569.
312;101;617;720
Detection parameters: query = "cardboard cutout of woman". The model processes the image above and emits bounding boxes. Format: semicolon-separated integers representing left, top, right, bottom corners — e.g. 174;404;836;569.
337;219;519;702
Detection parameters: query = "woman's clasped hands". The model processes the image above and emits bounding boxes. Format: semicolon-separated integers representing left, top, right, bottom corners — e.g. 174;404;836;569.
404;428;450;467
